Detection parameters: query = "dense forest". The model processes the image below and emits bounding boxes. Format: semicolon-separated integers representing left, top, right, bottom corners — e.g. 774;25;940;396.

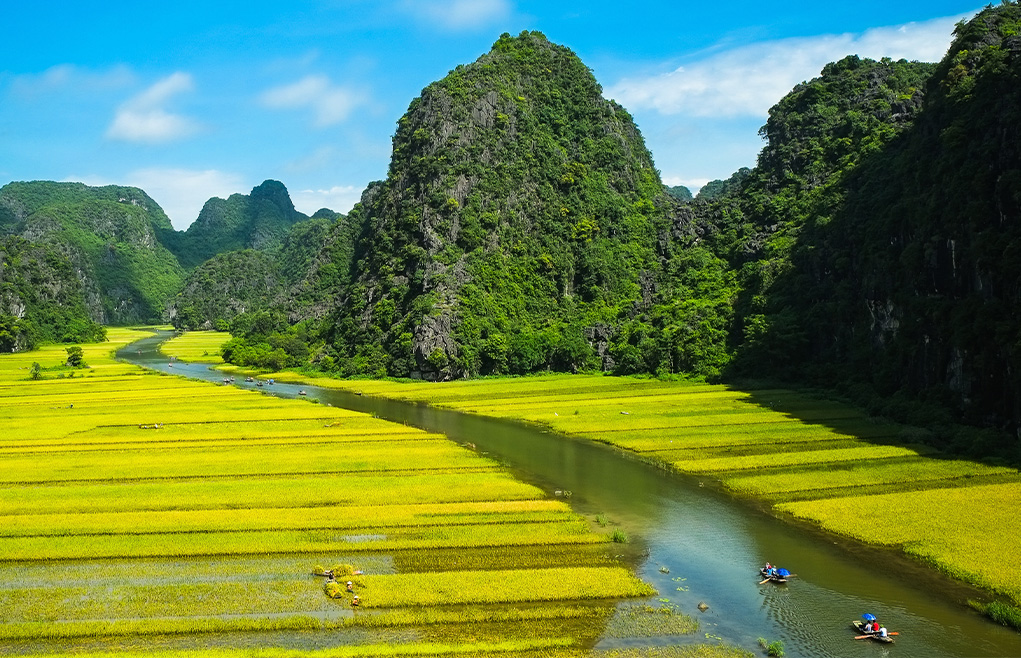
2;5;1019;456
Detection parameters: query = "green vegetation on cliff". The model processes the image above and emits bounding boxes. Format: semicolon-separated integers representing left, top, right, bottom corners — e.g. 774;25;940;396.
0;236;106;351
316;31;673;379
0;181;185;325
171;250;284;331
718;4;1021;452
165;180;311;269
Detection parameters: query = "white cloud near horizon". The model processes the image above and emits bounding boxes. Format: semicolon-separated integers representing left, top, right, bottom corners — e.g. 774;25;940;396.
608;13;972;119
662;175;709;193
106;72;200;143
291;185;362;215
69;168;247;230
259;75;366;127
401;0;511;31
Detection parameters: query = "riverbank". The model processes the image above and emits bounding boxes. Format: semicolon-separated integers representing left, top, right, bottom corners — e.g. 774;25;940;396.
260;368;1021;623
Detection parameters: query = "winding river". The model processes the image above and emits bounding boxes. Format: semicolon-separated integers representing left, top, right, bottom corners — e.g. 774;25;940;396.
121;333;1021;658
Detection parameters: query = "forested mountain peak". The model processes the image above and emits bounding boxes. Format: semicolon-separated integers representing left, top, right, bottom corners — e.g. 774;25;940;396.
316;30;671;379
168;180;309;269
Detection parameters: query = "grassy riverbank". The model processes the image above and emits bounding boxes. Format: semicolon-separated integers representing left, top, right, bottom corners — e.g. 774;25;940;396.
270;369;1021;616
3;331;728;656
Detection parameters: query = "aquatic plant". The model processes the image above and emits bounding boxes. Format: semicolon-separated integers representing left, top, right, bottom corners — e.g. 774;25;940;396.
756;638;784;657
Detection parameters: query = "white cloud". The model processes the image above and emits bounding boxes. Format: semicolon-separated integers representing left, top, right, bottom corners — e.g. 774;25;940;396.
662;176;709;193
291;185;362;215
70;168;246;230
608;13;972;119
401;0;511;31
260;75;365;127
106;72;200;143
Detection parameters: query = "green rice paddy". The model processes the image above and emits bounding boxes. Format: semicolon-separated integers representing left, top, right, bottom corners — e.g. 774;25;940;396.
0;331;682;656
160;330;230;363
290;370;1021;610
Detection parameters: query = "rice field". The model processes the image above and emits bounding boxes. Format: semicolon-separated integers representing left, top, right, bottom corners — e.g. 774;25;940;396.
0;333;674;656
293;370;1021;609
160;330;230;363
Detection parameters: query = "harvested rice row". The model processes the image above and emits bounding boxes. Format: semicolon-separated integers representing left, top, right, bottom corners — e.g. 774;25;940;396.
0;520;603;561
724;458;1017;497
0;500;575;537
671;444;926;473
0;603;619;641
0;432;444;455
0;440;486;484
0;472;542;516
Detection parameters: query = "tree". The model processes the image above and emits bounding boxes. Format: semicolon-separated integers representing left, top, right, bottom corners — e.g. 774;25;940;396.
30;362;41;380
65;346;85;368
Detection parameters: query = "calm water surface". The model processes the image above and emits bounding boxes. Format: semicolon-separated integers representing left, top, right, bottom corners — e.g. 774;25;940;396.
122;333;1021;658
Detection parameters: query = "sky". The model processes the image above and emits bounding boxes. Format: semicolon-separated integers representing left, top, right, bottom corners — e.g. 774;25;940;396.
0;1;985;230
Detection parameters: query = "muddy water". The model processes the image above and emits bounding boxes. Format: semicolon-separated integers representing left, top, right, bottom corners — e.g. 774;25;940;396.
122;333;1021;658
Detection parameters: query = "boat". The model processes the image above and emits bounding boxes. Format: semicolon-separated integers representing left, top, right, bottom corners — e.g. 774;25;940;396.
298;390;307;396
759;567;790;583
852;618;894;643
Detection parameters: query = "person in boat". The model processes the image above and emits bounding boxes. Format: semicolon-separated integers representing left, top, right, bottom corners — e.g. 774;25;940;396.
878;625;888;638
762;562;772;573
863;621;874;633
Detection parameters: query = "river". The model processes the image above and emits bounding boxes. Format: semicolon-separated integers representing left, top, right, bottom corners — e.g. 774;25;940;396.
121;332;1021;658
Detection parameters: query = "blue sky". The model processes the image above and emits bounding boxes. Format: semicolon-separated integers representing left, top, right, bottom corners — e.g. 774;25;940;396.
1;1;983;229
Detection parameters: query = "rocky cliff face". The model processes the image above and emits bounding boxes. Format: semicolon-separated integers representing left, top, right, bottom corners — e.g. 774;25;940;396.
0;181;184;324
322;31;672;379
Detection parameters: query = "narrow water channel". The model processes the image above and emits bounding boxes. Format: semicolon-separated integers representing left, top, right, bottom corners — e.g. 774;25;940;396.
121;333;1021;658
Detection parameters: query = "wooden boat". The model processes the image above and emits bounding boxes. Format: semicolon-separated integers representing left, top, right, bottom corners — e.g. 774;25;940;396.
852;621;894;643
759;568;788;584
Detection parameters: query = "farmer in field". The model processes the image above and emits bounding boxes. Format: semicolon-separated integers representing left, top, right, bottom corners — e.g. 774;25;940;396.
351;595;360;607
346;580;354;593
